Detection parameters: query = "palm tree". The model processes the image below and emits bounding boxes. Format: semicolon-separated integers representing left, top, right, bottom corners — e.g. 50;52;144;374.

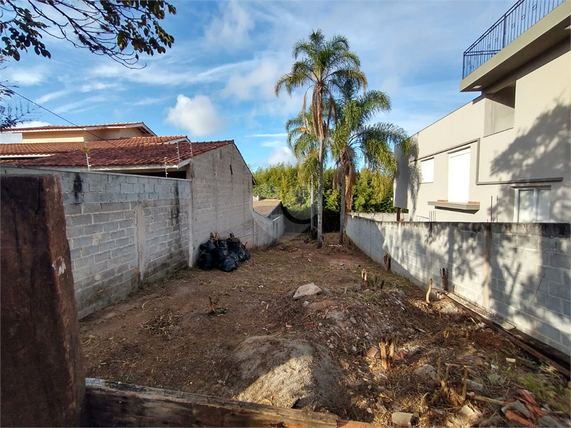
332;83;409;244
275;30;366;248
285;110;319;232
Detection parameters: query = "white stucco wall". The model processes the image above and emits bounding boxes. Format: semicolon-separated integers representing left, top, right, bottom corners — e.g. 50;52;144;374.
396;41;570;223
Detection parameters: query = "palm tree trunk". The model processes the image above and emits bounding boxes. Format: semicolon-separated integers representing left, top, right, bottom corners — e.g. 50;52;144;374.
316;138;324;249
310;177;314;232
339;170;345;245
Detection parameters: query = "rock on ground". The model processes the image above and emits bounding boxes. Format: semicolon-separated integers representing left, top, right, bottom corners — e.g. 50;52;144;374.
293;283;322;300
228;335;345;410
413;364;439;386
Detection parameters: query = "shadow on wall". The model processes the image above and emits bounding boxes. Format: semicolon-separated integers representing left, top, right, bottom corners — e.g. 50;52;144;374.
488;99;571;351
489;99;570;222
395;138;420;219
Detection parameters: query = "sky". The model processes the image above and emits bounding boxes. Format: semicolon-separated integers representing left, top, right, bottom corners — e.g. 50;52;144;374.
1;0;514;169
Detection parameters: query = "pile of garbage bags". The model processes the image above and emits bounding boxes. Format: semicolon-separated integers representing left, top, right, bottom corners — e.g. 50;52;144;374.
198;233;251;272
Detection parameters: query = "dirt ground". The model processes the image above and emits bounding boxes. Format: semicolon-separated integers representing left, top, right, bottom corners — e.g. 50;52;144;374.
80;233;570;427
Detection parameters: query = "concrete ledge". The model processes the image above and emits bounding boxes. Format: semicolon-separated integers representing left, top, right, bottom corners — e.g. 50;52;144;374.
428;201;480;212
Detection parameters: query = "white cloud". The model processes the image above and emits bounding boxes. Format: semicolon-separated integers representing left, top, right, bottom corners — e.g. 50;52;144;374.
53;96;106;114
35;90;69;104
222;57;282;101
133;97;169;107
13;120;51;128
204;1;254;50
263;90;306;119
261;140;283;148
4;66;47;86
165;94;224;137
91;58;254;87
249;133;288;138
266;146;297;166
80;82;121;92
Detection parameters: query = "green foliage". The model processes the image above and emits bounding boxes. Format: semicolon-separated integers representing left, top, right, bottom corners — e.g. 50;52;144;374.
0;0;176;67
352;169;395;213
253;164;337;217
254;164;400;215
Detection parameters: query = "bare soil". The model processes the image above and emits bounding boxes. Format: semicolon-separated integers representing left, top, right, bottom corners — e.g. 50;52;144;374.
80;233;570;427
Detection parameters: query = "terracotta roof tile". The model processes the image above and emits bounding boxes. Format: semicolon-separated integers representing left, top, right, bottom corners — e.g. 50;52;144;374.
0;137;233;168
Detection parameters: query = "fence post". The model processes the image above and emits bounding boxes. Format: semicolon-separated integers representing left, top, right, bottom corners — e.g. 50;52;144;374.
1;176;86;426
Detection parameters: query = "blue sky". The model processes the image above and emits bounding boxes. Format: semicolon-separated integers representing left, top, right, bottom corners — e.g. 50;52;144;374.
1;0;513;169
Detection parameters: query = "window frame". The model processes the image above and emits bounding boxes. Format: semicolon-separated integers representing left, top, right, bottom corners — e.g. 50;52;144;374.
513;186;551;222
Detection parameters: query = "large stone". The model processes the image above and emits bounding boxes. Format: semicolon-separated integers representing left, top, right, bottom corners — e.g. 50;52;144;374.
293;283;322;300
228;335;345;410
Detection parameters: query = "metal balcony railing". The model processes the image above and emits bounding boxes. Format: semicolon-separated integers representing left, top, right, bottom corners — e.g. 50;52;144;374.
462;0;565;79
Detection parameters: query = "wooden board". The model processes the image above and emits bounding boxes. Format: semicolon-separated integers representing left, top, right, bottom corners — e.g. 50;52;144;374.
1;175;86;426
86;379;377;428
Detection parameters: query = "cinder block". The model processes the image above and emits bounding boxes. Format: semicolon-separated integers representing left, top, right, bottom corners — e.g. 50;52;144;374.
549;282;571;301
103;222;119;232
93;213;110;224
537;321;561;344
72;255;95;271
64;204;82;215
94;250;112;264
549;252;571;270
69;215;93;227
71;235;93;249
84;223;104;235
100;202;127;212
563;300;571;317
81;245;100;258
538;266;563;284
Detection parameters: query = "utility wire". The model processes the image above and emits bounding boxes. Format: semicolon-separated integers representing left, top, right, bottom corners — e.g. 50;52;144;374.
9;89;106;141
7;89;193;175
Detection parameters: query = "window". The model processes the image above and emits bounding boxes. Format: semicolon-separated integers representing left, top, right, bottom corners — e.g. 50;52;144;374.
514;187;550;222
421;158;434;183
448;147;470;202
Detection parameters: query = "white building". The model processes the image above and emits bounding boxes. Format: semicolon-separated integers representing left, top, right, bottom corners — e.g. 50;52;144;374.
395;0;570;223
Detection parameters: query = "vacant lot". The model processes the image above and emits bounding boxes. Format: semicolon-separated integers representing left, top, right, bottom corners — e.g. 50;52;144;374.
81;233;569;427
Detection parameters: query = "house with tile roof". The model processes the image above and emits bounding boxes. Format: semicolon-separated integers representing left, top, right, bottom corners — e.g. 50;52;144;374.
1;122;284;317
0;123;243;180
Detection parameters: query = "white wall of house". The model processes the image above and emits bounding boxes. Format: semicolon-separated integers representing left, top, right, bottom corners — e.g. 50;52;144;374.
396;41;570;223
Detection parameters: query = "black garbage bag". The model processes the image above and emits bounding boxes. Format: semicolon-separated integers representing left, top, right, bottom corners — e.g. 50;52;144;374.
198;252;214;270
199;239;215;253
238;244;251;262
220;255;239;272
227;239;241;257
211;247;227;266
216;239;228;250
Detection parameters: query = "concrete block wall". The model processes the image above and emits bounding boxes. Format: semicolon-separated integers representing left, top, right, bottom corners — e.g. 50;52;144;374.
252;212;285;249
1;167;192;319
346;213;571;356
190;144;255;255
